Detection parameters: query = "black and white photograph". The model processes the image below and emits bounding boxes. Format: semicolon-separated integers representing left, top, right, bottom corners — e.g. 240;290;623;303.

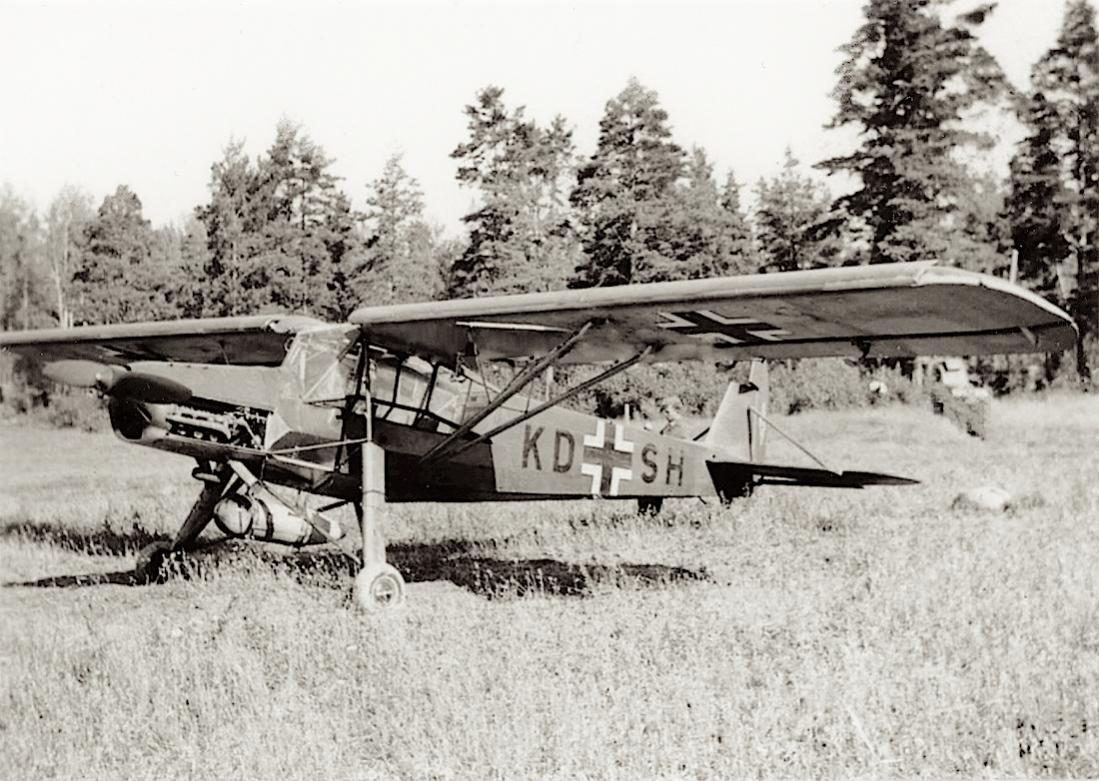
1;0;1096;777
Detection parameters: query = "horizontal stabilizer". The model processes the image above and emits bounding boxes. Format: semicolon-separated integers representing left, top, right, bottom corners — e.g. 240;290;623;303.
707;460;917;498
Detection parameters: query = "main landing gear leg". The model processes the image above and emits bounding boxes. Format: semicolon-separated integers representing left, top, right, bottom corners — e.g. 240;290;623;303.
135;468;231;583
352;442;406;610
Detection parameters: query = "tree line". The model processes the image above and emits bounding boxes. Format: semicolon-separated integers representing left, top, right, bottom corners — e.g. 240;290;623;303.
2;1;1097;375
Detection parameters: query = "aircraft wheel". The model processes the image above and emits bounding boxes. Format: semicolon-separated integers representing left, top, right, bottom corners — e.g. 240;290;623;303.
638;497;664;515
353;563;406;610
135;540;174;583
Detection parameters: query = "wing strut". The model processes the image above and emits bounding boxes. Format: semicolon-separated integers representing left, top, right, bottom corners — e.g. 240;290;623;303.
426;345;654;466
417;320;595;464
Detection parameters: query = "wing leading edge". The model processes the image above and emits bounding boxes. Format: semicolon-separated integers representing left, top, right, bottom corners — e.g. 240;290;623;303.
0;314;322;367
350;262;1076;365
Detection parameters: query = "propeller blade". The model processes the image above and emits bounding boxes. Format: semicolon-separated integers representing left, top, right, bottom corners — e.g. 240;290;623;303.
42;359;109;388
42;360;191;404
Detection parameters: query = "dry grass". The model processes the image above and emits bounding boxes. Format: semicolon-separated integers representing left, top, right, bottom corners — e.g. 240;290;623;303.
2;395;1098;779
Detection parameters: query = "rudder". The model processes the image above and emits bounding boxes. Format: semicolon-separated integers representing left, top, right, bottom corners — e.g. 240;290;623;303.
705;360;769;463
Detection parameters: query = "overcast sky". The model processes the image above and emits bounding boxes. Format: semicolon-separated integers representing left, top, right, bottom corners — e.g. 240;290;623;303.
0;0;1067;233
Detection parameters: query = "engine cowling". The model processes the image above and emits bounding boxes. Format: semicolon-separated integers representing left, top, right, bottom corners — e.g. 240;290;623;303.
213;488;343;547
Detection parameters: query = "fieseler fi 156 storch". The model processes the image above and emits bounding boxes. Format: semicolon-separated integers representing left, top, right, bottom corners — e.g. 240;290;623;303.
0;262;1076;607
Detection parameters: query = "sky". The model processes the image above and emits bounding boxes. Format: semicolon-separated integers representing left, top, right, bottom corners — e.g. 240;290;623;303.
0;0;1070;234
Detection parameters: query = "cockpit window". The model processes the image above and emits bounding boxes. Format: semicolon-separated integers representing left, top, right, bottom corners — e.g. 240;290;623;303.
283;325;360;404
283;326;513;432
372;355;461;428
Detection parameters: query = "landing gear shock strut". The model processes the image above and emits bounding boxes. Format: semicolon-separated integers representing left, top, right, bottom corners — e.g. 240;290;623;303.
135;469;231;582
352;342;406;610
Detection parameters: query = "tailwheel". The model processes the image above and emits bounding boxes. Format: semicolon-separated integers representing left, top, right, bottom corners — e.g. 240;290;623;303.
353;563;406;610
135;540;175;583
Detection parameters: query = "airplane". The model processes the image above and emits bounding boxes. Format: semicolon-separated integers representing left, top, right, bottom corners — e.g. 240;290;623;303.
0;261;1076;609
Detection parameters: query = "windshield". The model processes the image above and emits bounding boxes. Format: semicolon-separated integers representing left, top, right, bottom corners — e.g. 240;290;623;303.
282;325;360;404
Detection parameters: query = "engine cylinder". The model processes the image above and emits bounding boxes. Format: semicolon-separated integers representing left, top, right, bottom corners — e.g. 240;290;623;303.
213;489;338;546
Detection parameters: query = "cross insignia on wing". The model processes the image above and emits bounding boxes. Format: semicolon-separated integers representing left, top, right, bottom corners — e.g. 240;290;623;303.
657;310;790;344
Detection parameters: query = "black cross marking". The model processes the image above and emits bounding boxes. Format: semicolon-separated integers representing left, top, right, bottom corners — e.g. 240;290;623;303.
583;438;631;495
582;430;632;495
658;311;789;344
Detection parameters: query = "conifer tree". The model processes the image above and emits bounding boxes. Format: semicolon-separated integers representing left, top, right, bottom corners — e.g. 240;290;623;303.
449;88;578;297
73;186;179;324
195;123;356;318
570;79;686;287
347;154;440;312
640;149;757;281
819;1;1007;265
194;141;262;316
1006;94;1073;299
755;149;841;272
719;170;755;271
1028;0;1099;377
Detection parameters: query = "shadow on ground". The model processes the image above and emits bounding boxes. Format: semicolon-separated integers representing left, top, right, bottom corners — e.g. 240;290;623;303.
0;519;166;557
2;521;706;598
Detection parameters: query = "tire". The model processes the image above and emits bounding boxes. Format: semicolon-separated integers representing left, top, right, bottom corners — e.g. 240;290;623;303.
353;563;406;610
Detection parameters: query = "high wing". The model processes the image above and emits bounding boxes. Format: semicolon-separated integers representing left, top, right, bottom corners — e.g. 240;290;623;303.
0;314;322;367
350;262;1076;365
0;263;1076;371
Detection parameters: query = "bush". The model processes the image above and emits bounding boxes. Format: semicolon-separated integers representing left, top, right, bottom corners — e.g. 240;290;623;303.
571;362;739;419
769;359;866;414
972;338;1099;395
0;352;108;432
566;358;928;420
0;377;108;433
40;391;108;432
769;359;927;415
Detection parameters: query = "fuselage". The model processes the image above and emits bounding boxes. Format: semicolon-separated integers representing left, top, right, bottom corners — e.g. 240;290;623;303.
108;324;731;503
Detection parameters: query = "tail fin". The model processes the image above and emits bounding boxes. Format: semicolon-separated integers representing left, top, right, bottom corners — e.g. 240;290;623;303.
705;360;769;462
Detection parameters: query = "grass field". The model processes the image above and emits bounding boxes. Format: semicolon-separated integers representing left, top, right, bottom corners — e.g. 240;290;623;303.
2;395;1098;779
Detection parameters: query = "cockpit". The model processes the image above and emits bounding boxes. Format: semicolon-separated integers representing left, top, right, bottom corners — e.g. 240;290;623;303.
280;324;497;435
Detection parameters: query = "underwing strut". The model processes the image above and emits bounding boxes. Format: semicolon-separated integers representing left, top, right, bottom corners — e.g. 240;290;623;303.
418;321;595;465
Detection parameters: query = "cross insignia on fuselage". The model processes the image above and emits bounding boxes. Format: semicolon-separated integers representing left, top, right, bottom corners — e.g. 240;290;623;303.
657;310;790;344
581;420;633;496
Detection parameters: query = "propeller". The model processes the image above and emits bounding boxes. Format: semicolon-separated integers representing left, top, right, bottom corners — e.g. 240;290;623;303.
42;360;193;404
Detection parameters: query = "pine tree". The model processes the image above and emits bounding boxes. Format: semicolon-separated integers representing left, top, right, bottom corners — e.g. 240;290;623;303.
255;121;355;317
639;149;757;281
755;149;841;272
346;154;440;312
1030;0;1099;377
819;1;1007;265
720;170;755;272
570;78;686;287
73;186;179;324
194;140;261;316
1006;93;1073;299
449;87;578;297
195;123;356;318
